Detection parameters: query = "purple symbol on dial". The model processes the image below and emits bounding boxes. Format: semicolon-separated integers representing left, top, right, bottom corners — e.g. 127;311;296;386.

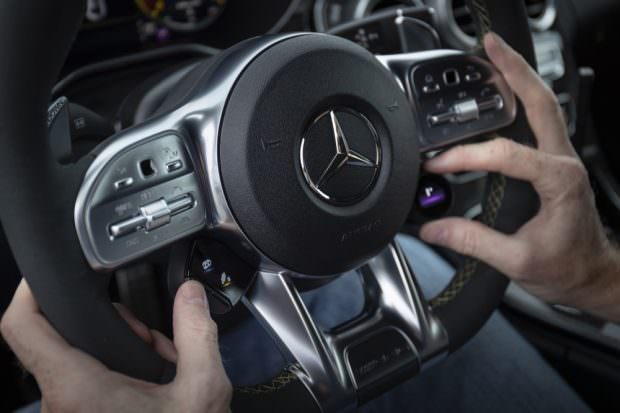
418;185;447;209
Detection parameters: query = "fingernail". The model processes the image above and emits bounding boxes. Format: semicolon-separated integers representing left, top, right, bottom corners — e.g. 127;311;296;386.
420;225;448;245
181;280;207;308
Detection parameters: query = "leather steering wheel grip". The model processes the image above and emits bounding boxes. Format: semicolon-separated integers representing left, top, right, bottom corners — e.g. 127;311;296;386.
430;0;540;351
0;0;175;382
0;0;538;411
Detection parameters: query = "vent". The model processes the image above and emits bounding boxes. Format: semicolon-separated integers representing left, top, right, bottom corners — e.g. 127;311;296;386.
525;0;547;20
451;0;476;37
451;0;553;37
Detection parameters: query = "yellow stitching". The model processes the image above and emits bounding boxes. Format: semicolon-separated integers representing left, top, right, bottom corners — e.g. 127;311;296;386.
429;0;503;309
471;0;492;38
430;173;506;308
235;369;299;395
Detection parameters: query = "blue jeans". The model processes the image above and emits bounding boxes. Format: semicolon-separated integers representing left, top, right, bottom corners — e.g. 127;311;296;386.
18;236;590;413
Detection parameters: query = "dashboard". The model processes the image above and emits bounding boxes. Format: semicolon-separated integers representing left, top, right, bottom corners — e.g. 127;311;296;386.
63;0;575;136
68;0;566;71
69;0;301;70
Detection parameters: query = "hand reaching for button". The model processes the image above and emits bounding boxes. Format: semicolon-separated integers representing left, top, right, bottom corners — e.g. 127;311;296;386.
420;33;620;321
1;280;232;412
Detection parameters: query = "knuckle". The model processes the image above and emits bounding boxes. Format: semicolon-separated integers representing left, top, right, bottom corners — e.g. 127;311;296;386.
493;138;517;161
511;245;533;277
460;228;480;257
522;146;544;174
186;314;219;345
203;319;219;344
562;158;589;190
566;158;588;181
0;310;16;342
451;144;470;161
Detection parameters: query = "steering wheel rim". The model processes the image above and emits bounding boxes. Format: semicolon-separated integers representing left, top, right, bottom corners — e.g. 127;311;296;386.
0;1;538;412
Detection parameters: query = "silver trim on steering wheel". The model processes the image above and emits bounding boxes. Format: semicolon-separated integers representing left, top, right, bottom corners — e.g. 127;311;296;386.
244;241;448;412
74;34;304;271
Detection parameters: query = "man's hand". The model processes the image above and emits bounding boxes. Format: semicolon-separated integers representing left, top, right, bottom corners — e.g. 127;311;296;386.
420;33;620;321
0;280;232;413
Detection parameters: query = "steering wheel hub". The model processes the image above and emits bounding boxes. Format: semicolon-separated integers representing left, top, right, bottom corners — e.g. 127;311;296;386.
218;35;419;276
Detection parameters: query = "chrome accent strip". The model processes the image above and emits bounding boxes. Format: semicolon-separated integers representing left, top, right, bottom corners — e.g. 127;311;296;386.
244;272;355;413
363;241;449;363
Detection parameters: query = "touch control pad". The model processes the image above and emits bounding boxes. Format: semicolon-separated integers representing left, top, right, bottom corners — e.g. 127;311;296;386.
77;133;206;270
410;54;516;150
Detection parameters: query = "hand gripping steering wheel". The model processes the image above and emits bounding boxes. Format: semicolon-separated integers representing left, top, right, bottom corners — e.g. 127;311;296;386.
0;1;538;411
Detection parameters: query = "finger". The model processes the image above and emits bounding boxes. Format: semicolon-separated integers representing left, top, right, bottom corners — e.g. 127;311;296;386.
420;218;529;277
484;32;573;156
113;303;178;363
113;303;153;345
151;330;178;364
171;281;226;390
1;280;105;382
425;138;551;192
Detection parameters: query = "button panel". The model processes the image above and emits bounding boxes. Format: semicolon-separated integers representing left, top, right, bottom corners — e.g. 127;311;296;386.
415;175;452;217
81;133;206;269
186;239;256;315
410;55;516;150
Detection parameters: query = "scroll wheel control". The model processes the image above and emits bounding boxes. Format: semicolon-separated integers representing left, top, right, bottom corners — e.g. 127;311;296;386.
109;194;195;239
428;95;504;127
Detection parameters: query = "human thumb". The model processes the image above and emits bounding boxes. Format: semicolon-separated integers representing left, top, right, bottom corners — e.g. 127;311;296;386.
172;281;225;385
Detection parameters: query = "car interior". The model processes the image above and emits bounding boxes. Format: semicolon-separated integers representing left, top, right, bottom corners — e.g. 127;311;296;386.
1;0;620;411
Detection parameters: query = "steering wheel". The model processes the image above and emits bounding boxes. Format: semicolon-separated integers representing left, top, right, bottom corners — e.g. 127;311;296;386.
0;0;539;411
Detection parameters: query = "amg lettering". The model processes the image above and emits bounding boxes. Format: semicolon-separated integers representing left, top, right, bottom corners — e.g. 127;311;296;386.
341;220;382;243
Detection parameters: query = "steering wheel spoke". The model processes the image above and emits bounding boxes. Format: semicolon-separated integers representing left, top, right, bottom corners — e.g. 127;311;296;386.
74;113;208;271
376;49;517;152
244;240;448;411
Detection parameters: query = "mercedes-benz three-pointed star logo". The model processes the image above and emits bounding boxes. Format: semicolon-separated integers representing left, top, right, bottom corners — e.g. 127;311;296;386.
300;109;382;205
